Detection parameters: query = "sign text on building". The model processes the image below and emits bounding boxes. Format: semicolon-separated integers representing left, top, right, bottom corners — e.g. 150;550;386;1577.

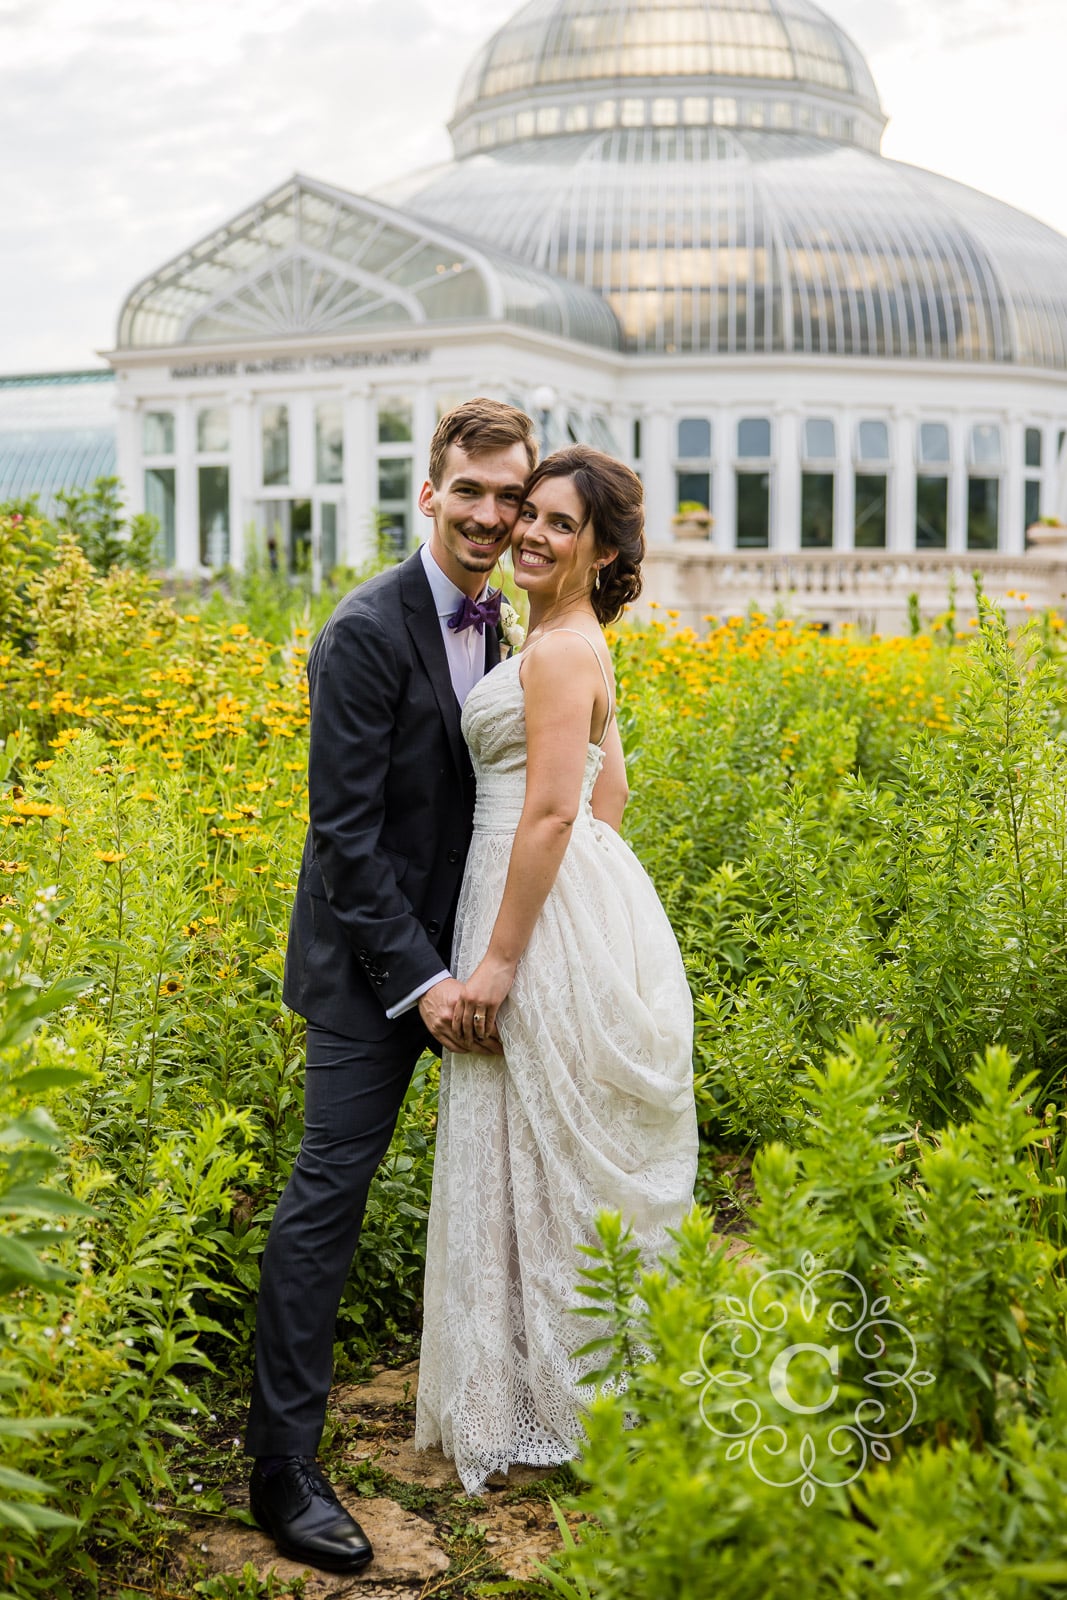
168;348;431;380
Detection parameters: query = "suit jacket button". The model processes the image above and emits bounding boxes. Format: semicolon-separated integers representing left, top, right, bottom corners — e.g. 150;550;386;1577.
447;849;461;864
427;920;440;936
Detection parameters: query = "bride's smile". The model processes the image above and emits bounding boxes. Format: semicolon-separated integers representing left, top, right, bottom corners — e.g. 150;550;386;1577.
511;476;597;603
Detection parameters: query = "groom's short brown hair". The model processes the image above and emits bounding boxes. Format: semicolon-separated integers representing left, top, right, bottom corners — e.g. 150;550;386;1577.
429;398;538;487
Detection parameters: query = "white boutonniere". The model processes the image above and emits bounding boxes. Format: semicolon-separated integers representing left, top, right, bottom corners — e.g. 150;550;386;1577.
498;599;526;656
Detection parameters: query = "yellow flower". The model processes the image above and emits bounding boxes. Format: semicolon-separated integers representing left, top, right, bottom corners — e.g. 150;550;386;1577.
159;977;183;996
12;800;62;818
95;850;127;864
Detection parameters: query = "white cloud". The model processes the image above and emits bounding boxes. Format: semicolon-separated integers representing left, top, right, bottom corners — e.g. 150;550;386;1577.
1;0;1065;372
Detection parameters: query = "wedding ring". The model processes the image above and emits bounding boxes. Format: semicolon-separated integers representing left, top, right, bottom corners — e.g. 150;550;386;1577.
474;1012;485;1026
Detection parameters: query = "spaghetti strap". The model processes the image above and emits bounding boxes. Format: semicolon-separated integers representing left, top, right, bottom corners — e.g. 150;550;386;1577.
521;627;615;746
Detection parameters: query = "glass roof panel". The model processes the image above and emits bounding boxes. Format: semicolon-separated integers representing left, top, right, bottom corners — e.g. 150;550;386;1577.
384;124;1067;367
118;176;618;351
0;428;116;512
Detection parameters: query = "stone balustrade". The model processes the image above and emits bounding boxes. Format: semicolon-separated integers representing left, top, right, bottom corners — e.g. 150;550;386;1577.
638;545;1067;634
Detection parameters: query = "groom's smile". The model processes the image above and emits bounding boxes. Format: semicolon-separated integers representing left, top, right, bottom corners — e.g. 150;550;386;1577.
419;439;530;595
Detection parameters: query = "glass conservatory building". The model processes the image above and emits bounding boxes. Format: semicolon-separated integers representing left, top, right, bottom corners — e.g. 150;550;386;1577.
106;0;1067;592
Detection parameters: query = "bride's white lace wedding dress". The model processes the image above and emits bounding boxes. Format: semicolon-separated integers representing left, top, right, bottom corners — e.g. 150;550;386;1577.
414;638;698;1494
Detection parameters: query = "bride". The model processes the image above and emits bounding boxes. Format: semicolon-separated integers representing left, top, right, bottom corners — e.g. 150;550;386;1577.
415;444;698;1494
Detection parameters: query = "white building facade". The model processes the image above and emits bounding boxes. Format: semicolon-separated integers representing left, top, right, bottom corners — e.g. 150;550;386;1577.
107;0;1067;623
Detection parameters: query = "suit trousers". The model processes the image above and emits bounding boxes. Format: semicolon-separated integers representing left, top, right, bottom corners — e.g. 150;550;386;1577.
245;1012;432;1457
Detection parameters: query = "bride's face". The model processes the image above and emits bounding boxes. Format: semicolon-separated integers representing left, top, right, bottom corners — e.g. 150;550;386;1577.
512;476;597;602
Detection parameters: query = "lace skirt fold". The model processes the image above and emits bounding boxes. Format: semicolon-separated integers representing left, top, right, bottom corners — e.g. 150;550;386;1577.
415;811;697;1494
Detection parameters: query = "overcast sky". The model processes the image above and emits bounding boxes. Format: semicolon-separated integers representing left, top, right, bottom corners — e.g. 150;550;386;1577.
2;0;1065;373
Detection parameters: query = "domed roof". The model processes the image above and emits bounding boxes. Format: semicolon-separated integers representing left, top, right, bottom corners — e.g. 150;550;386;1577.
379;130;1067;368
371;0;1067;370
450;0;886;156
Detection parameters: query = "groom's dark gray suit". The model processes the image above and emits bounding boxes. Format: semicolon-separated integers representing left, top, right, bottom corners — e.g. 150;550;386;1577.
246;549;499;1457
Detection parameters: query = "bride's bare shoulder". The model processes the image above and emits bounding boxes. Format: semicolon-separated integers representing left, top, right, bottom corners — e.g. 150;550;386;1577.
520;626;610;672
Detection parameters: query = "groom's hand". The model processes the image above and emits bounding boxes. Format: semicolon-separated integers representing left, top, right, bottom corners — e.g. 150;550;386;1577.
419;978;502;1056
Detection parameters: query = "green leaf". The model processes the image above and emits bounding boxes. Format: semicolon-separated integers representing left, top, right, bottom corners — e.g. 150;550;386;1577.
12;1066;89;1094
0;1464;63;1494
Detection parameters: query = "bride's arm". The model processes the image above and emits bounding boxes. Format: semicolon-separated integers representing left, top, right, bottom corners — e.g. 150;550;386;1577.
590;720;628;831
452;633;605;1046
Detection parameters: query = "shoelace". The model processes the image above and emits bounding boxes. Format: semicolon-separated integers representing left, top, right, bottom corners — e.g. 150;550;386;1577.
290;1457;338;1505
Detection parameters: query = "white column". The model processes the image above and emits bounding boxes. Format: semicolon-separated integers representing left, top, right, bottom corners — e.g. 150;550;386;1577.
835;414;854;550
641;408;673;545
228;391;254;571
1045;422;1065;524
343;387;373;565
775;410;800;551
715;408;735;551
115;398;140;513
413;384;435;538
289;392;314;495
1003;415;1025;554
948;415;967;554
174;397;198;573
889;408;914;551
607;403;631;464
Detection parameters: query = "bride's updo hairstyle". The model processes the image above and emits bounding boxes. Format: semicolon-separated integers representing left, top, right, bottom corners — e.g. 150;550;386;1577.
521;445;644;625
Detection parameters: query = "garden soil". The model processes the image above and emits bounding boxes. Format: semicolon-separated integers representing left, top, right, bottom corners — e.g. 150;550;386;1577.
169;1360;579;1598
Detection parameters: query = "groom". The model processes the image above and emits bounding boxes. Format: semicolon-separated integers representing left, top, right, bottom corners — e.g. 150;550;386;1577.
245;398;538;1573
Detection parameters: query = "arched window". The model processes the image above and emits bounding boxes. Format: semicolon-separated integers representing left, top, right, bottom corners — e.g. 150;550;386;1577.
854;420;890;549
968;424;1001;550
675;416;713;514
916;423;949;549
736;418;771;547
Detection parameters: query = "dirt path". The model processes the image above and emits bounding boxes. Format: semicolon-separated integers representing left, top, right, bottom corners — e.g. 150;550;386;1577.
169;1361;578;1599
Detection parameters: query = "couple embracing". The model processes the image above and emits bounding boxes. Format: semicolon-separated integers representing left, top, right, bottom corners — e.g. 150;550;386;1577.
245;398;698;1573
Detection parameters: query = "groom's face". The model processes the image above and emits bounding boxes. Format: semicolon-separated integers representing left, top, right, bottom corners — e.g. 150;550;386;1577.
419;442;529;594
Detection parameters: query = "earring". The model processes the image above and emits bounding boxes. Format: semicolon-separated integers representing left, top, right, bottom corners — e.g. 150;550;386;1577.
594;567;601;592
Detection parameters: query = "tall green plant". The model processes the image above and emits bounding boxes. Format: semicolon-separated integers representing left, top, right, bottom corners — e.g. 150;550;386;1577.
0;907;92;1595
539;1032;1067;1600
53;478;158;575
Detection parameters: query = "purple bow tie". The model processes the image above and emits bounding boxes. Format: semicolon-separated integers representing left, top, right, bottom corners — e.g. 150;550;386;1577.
448;590;502;635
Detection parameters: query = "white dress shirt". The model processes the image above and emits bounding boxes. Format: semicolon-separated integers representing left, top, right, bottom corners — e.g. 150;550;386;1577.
384;542;494;1019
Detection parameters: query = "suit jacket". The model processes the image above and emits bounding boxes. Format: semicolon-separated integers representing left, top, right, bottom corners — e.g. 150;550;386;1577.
282;549;499;1041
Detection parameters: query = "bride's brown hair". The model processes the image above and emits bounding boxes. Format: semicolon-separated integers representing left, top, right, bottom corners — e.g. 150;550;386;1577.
521;445;644;625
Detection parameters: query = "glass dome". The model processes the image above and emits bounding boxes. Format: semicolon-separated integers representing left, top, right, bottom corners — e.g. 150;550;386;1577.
450;0;886;156
373;0;1067;369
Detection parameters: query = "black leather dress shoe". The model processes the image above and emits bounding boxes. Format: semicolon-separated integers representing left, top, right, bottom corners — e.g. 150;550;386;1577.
249;1457;373;1574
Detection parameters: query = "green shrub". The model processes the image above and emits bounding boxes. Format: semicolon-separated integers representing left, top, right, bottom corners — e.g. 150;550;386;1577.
543;1030;1067;1599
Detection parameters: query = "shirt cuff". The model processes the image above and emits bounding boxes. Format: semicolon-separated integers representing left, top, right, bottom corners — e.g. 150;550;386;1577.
385;970;452;1020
